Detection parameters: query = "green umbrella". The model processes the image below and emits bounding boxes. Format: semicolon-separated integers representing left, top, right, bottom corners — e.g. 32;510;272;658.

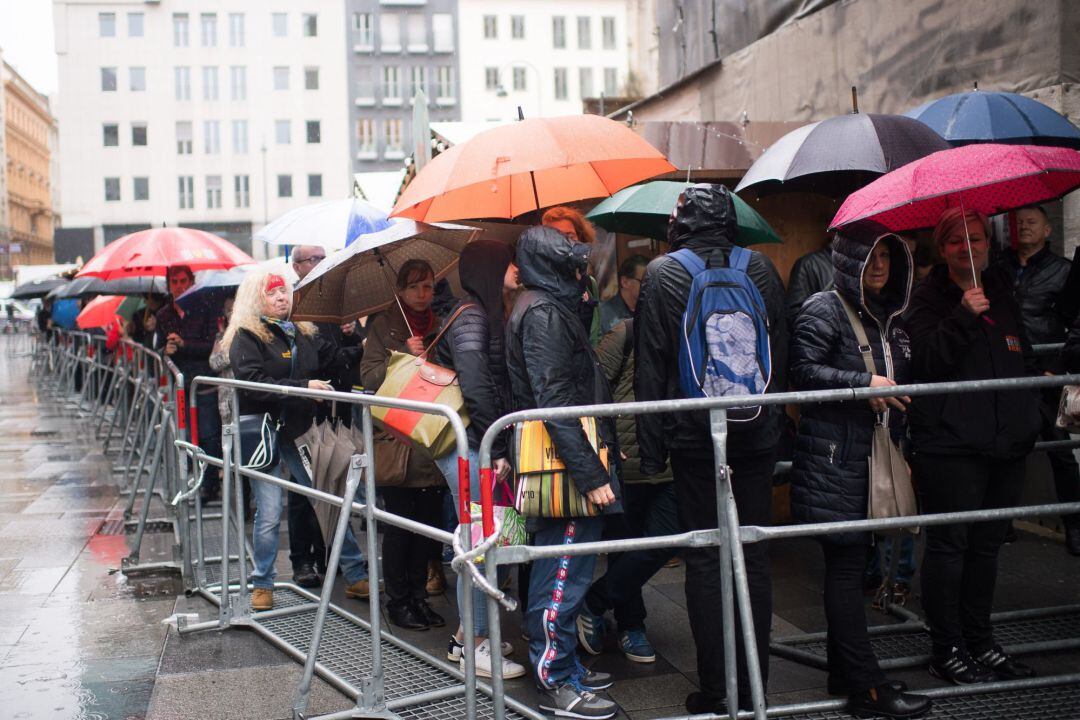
116;296;146;321
586;180;782;246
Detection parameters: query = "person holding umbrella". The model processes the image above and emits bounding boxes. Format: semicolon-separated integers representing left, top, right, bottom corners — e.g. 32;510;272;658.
905;208;1041;684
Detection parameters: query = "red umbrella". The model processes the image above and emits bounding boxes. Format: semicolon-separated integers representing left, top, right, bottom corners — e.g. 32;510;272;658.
78;227;254;280
76;295;124;329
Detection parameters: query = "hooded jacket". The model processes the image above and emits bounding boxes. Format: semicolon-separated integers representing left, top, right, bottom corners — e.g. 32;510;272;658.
993;245;1072;373
904;263;1040;458
634;184;788;471
506;226;622;509
788;234;912;543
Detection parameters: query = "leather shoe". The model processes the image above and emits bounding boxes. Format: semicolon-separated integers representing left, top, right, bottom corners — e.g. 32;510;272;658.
426;560;447;596
251;588;273;611
828;678;907;697
388;601;429;631
292;562;320;589
1066;524;1080;556
848;684;931;719
685;691;752;714
344;578;371;600
412;599;445;628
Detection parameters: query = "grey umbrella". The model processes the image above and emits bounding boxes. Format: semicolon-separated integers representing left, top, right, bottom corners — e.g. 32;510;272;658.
48;275;166;299
11;276;69;300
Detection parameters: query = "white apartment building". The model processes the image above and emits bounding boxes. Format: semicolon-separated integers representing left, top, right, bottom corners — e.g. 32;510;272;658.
457;0;630;121
53;0;351;260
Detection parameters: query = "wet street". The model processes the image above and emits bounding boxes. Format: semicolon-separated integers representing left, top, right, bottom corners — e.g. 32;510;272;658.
1;333;1078;719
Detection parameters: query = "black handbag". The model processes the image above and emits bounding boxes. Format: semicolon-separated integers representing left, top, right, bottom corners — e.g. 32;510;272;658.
238;413;280;471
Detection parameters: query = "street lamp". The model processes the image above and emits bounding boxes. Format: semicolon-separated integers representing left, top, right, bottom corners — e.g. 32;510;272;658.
494;60;543;118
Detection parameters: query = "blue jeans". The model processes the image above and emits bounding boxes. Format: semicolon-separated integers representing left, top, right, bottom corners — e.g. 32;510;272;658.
250;436;368;589
866;533;917;585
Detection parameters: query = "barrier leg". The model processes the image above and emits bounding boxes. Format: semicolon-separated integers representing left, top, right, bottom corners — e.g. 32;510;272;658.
710;408;741;719
218;422;237;625
124;407;169;567
484;551;501;720
124;400;161;517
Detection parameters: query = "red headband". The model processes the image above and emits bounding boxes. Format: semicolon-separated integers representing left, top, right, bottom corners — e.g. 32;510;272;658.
265;274;286;293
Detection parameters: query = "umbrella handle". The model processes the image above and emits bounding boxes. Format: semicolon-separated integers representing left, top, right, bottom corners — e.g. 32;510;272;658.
960;195;979;289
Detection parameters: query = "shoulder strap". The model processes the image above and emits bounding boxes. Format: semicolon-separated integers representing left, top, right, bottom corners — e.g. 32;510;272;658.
831;290;877;376
419;303;476;359
728;245;751;272
670;248;706;277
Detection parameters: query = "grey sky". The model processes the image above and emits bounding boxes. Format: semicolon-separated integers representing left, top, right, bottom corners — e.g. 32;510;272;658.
0;0;58;96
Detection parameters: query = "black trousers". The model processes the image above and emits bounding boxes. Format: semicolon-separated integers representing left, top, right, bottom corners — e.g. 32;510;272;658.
1041;392;1080;528
822;542;886;692
672;447;775;705
915;453;1025;657
381;485;443;606
287;490;326;569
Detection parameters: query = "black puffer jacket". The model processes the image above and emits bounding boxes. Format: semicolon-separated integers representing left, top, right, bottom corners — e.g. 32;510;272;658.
229;321;342;442
993;246;1072;373
506;226;622;509
905;264;1040;458
634;184;788;472
785;244;834;330
1067;312;1080;372
789;234;913;544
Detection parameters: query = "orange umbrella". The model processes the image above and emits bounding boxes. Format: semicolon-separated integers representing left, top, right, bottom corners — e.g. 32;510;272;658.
76;295;125;330
391;115;676;222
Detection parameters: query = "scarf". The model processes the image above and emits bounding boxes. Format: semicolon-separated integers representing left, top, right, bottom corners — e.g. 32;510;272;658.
262;316;296;339
401;303;435;338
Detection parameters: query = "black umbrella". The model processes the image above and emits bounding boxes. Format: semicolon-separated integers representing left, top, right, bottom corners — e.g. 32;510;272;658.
48;275;166;299
11;276;69;300
735;113;949;198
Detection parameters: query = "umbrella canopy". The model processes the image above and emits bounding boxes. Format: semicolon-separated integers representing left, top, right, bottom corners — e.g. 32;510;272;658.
11;276;68;300
254;197;392;250
829;144;1080;233
76;295;125;329
906;90;1080;150
48;275;167;300
292;219;479;323
175;265;254;314
735;113;950;197
586;181;782;246
78;227;254;281
391;114;676;222
51;298;80;329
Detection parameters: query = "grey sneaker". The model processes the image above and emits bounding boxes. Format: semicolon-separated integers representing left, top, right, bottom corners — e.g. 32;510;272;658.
538;681;617;719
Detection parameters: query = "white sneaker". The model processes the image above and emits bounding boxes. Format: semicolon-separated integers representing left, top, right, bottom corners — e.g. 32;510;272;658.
446;634;513;662
460;638;526;679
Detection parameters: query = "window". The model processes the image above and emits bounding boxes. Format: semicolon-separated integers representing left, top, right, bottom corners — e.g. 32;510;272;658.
308;174;323;197
356;118;375;154
511;15;525;39
552;17;566;48
99;12;115;37
272;13;287;37
384;118;403;155
234;175;250;208
304;67;319;90
131;122;148;146
174;67;191;100
603;67;618;96
128;12;144;37
173;13;189;47
277;174;292;198
206;175;222;209
302;13;317;37
229;13;245;47
432;14;453;52
355;66;375;102
129;67;146;92
178;176;194;209
554;67;568;100
275;119;291;145
306;120;321;144
602;17;616;49
382;66;400;102
133;177;149;201
230;66;247;100
410;66;427;98
380;14;400;52
354;13;374;48
273;66;289;91
104;177;121;202
435;66;455;100
483;15;496;39
103;123;119;147
513;66;527;91
407;14;426;51
176;122;193;154
577;17;591;49
203;120;220;154
201;13;217;46
578;68;593;98
232;120;248;153
101;67;117;92
202;66;219;100
485;67;500;91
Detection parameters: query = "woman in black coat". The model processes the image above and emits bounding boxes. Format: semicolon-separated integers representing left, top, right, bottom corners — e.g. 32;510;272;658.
790;233;931;719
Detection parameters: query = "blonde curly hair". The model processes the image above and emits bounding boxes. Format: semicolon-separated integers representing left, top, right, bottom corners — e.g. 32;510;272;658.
221;266;316;352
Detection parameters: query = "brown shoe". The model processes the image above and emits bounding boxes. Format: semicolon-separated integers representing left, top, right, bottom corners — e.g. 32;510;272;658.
345;578;371;600
663;556;683;569
426;559;446;596
251;588;273;611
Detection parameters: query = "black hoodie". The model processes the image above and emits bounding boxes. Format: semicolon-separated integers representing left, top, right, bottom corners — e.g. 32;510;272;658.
635;184;788;471
505;226;622;508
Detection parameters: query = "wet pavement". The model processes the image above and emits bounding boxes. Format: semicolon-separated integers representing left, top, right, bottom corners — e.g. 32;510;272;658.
2;333;1079;719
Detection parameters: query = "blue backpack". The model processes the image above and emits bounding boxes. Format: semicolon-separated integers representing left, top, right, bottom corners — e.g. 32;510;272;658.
670;246;772;421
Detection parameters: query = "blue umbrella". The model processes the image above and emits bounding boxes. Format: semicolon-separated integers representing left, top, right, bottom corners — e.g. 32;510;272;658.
254;198;392;250
175;265;254;314
905;89;1080;149
51;298;80;329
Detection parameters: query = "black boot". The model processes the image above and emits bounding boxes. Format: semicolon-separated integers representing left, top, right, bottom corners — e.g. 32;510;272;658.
292;562;320;589
848;684;932;719
412;599;445;628
387;601;429;631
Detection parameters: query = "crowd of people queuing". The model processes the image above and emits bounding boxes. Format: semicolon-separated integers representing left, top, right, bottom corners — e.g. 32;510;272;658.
64;183;1080;720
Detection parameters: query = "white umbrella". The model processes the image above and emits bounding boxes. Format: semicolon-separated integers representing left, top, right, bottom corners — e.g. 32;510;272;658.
254;197;392;250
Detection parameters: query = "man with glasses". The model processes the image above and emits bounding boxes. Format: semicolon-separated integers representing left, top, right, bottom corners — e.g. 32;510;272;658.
599;255;648;334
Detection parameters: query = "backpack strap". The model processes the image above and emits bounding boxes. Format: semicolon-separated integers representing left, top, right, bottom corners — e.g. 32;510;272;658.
831;290;878;376
670;248;706;277
728;245;751;272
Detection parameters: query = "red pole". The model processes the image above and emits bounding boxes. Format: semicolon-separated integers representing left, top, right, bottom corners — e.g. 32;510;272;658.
175;387;187;431
479;465;495;539
458;455;472;524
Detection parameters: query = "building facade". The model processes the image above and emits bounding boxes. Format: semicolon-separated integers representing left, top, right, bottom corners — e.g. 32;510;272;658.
2;58;57;279
457;0;630;121
346;0;462;173
53;0;351;260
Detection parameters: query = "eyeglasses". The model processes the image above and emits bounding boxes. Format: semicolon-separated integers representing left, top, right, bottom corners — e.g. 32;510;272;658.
296;256;326;265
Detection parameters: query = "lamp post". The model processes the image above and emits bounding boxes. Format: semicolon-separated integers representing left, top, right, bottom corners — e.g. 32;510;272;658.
494;60;543;118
